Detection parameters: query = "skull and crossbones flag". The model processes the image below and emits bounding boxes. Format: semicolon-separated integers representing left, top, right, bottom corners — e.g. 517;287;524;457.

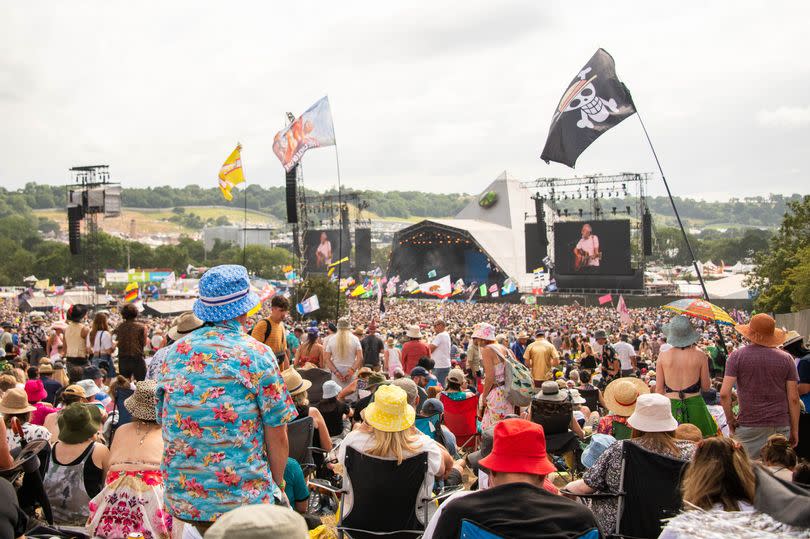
541;48;636;168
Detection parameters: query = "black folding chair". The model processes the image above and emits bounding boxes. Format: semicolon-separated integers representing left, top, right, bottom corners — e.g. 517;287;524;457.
530;399;579;457
567;441;688;538
0;439;53;525
109;386;134;443
578;388;600;413
288;416;316;476
299;367;332;405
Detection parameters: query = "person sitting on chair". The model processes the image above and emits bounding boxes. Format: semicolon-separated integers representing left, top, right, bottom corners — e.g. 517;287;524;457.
337;384;452;527
596;378;649;437
429;418;600;539
282;368;333;453
441;368;475;401
316;380;351;439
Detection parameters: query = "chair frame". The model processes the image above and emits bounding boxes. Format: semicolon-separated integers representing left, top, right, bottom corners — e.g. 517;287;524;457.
439;393;480;453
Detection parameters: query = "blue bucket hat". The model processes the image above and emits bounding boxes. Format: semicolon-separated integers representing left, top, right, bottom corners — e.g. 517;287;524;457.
582;433;616;468
663;315;700;348
193;265;260;322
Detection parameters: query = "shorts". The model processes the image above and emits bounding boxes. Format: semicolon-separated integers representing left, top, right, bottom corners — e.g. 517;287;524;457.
734;425;790;458
119;355;146;381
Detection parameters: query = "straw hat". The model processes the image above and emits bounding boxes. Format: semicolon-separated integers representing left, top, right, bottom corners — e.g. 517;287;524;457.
405;325;422;339
362;384;415;432
58;403;102;444
281;368;312;396
735;313;785;348
62;385;87;399
124;380;157;422
663;315;701;348
781;330;804;348
167;311;204;341
627;393;678;433
38;363;54;375
353;326;365;336
603;378;650;416
0;388;37;415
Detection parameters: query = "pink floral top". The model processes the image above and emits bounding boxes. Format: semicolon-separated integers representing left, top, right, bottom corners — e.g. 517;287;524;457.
156;320;297;522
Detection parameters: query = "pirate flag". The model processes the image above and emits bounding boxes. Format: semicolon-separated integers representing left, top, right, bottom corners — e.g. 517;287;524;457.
541;48;636;168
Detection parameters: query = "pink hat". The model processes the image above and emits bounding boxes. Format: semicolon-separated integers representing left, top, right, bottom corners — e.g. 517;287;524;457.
471;323;497;342
24;379;48;404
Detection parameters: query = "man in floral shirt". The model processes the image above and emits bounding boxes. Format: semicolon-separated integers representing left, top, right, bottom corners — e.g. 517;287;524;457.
156;265;297;530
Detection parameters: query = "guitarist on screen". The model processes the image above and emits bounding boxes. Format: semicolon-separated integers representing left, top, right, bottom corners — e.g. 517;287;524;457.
573;223;601;271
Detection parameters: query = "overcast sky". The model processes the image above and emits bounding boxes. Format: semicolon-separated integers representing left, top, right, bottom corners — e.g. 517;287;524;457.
2;1;809;200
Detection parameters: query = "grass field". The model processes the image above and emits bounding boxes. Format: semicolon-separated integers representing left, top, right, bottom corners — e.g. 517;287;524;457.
35;206;280;237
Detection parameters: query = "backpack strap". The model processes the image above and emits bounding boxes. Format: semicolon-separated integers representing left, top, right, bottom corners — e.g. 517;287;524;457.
261;318;273;344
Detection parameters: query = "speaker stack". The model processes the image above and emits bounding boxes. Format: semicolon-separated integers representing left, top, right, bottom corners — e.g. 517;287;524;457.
68;205;84;255
285;165;298;224
534;196;548;259
642;208;652;256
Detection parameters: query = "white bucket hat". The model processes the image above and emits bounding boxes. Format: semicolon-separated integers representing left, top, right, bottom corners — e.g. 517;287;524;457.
627;393;678;433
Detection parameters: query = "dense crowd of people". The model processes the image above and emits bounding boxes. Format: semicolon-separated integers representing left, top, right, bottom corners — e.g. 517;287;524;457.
0;264;808;538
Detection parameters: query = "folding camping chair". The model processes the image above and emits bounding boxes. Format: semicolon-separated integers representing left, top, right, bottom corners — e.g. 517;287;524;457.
299;367;332;405
530;398;580;473
578;388;600;414
0;439;53;525
611;420;632;441
566;441;688;538
287;416;316;476
109;386;134;444
439;393;480;452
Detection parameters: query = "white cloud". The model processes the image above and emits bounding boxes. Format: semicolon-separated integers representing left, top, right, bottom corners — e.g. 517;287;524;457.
757;106;810;128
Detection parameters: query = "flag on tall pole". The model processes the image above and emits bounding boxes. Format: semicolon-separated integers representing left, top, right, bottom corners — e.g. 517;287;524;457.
617;294;632;326
272;96;336;171
124;282;139;303
541;49;636;168
218;144;245;201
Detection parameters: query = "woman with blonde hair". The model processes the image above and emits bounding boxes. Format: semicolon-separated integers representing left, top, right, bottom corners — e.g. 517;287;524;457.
338;384;451;527
323;317;363;388
52;360;69;388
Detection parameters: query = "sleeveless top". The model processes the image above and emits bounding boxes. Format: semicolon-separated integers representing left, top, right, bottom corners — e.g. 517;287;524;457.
64;323;87;358
43;442;104;525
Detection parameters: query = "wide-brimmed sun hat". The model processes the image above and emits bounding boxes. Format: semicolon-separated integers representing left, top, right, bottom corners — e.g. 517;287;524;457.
781;330;804;349
362;384;415;433
567;388;586;405
0;388;37;415
167;311;205;341
536;380;568;402
38;363;54;375
205;504;308;539
125;380;157;422
24;380;47;403
75;379;100;398
281;368;312;396
192;264;259;323
321;380;342;400
603;378;649;416
478;418;557;476
663;315;700;348
582;433;616;468
735;313;785;348
58;402;102;444
405;325;422;339
471;323;497;342
627;393;678;433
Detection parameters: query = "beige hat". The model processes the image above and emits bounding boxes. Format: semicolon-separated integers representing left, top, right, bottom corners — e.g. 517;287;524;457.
446;368;466;386
281;368;312;396
405;325;422;339
390;377;418;406
38;363;54;375
604;378;650;416
205;504;308;539
627;393;678;433
167;311;204;341
0;388;37;415
782;330;804;348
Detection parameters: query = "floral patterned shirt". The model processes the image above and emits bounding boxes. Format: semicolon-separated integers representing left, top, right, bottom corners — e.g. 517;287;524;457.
155;320;297;522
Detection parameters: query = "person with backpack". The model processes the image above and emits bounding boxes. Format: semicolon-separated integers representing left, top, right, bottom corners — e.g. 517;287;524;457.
250;295;291;370
475;323;532;429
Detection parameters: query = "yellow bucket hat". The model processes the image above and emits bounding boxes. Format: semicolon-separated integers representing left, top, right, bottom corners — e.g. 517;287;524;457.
362;385;415;433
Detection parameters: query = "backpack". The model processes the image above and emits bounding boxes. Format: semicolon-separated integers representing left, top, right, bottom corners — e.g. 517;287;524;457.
492;345;536;407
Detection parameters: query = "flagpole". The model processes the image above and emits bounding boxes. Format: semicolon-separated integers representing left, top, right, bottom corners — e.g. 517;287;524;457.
240;143;247;266
636;112;728;355
333;142;344;322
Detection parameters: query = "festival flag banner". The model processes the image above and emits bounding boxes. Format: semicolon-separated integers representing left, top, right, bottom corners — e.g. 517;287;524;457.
598;293;613;305
525;295;537;305
502;278;517;295
35;278;50;290
488;284;498;293
218;144;245;201
617;294;632;326
124;282;139;303
272;96;336;171
258;283;277;302
541;49;636;168
351;284;367;297
162;272;176;290
491;290;500;298
532;267;544;274
479;284;487;297
427;269;437;279
419;275;452;299
296;295;320;315
328;257;349;269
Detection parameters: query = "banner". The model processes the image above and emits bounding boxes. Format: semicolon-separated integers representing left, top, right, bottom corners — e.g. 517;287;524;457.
296;295;320;315
419;275;452;299
617;294;632;326
124;282;139;303
479;284;487;297
218;144;245;201
351;285;367;297
272;96;336;171
541;49;636;168
598;293;613;305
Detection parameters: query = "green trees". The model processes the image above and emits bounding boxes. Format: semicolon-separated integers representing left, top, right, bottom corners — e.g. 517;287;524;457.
750;195;810;313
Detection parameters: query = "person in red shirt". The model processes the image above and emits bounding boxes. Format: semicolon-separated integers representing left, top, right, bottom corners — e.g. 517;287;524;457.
401;325;431;376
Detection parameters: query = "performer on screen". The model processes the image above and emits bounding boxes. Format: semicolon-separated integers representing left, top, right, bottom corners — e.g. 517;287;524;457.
315;231;333;268
573;223;601;271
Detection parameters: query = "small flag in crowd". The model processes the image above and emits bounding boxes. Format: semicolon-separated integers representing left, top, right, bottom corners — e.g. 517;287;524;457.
351;284;367;297
598;293;613;305
479;284;487;297
541;49;636;168
273;96;336;171
328;257;349;269
427;269;437;279
258;283;276;302
532;267;544;274
162;272;176;290
218;144;245;201
296;295;320;315
488;284;498;293
525;295;537;305
124;282;139;303
419;275;452;299
502;278;517;295
617;294;632;326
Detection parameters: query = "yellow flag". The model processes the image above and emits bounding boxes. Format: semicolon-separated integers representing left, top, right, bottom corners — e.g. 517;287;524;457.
218;144;245;201
350;285;367;297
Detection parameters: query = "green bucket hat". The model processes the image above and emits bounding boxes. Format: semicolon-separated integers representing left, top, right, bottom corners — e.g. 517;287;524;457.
57;402;102;444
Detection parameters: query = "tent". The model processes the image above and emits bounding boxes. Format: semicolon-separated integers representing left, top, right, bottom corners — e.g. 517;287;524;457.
141;299;196;317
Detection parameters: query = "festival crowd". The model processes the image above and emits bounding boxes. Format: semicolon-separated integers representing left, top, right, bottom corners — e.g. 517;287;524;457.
0;263;809;538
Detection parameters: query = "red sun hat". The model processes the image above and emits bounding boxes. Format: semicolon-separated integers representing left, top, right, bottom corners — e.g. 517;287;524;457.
24;379;48;404
478;418;557;476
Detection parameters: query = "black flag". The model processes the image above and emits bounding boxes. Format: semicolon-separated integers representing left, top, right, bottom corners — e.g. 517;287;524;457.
541;48;636;168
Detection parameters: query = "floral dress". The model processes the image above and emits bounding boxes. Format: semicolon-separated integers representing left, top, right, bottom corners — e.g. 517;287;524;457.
583;438;696;533
482;345;514;429
87;469;172;539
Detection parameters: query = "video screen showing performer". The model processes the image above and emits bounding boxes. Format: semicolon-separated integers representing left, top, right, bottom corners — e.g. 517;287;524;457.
554;220;631;275
315;231;332;269
574;223;600;271
303;229;350;274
